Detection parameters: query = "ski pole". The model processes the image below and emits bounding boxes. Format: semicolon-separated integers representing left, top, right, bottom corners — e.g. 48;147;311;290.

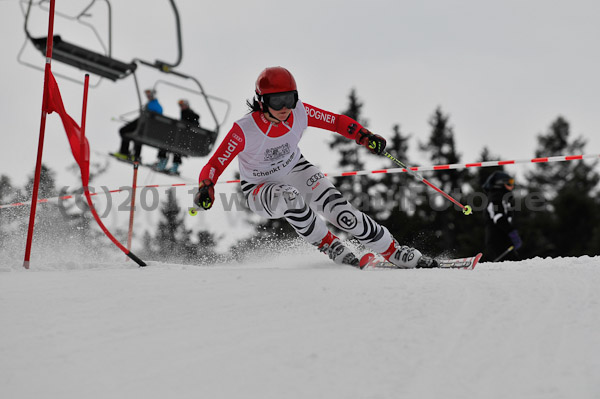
493;245;515;262
382;151;473;215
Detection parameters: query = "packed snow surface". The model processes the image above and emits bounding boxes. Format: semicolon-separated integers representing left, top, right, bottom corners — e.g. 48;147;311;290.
2;249;599;399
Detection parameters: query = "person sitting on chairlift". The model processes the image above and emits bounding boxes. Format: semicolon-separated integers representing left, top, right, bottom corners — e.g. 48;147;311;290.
155;99;200;174
113;89;163;162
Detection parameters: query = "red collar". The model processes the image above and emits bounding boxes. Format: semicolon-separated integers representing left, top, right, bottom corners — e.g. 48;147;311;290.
252;111;294;138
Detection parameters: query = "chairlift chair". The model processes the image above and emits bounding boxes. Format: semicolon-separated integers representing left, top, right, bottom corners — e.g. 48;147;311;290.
29;35;136;81
124;111;218;157
20;0;136;83
119;75;230;158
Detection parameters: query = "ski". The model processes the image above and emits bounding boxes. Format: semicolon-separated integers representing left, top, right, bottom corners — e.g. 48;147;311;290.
359;252;482;270
437;253;482;270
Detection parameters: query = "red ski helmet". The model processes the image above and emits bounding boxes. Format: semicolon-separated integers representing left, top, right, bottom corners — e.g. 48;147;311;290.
255;66;297;96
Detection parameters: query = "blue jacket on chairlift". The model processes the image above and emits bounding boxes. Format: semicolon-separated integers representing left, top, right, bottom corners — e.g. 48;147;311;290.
145;99;163;114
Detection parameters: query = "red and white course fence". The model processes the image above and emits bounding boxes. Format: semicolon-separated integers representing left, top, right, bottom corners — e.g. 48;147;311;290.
2;153;598;210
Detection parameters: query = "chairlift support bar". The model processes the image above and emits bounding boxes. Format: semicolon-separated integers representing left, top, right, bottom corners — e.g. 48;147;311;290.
133;0;228;134
135;0;183;71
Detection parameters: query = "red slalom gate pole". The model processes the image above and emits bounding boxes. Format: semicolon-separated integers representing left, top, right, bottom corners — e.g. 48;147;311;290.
23;0;56;269
80;75;89;172
78;75;146;266
126;162;140;260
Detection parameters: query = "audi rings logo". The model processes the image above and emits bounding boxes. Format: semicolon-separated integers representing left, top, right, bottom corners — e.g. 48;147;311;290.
306;172;325;187
232;133;243;142
337;210;358;230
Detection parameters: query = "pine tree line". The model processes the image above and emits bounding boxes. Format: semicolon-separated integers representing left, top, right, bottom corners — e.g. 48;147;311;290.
0;165;222;264
141;188;221;264
0;164;109;260
329;91;600;259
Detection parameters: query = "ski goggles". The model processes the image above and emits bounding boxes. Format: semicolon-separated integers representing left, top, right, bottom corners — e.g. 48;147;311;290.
264;91;298;111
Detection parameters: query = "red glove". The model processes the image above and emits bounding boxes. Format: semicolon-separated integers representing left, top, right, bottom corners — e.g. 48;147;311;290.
194;179;215;210
349;124;386;155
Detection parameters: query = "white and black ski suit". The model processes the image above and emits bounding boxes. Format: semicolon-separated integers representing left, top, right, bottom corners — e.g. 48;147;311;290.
199;100;421;267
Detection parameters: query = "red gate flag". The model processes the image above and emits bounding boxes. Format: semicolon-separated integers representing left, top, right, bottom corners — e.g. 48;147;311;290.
46;71;90;186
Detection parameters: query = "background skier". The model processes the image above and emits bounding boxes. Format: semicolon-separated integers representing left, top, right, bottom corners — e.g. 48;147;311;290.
483;171;523;261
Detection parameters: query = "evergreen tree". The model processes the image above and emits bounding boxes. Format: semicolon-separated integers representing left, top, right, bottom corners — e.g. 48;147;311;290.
146;188;194;262
196;230;220;264
15;164;103;259
376;124;416;239
377;124;411;216
0;175;15;248
0;175;13;202
0;162;114;261
144;188;220;264
66;159;109;185
415;107;470;256
22;165;60;244
420;107;464;192
476;147;506;188
527;117;598;196
329;89;373;212
522;116;600;257
25;164;57;199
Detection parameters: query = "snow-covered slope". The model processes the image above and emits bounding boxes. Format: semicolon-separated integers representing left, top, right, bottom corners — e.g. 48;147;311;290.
1;250;599;399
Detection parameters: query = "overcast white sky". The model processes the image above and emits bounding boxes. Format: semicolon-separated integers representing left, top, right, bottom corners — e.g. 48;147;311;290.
1;0;599;189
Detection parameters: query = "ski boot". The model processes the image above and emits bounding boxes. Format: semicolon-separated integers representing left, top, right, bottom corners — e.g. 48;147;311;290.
381;239;422;268
154;157;168;171
315;232;359;267
415;256;439;268
112;152;132;162
169;162;181;175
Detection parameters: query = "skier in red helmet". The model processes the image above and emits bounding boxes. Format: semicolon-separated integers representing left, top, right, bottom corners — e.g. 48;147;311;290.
195;66;436;268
